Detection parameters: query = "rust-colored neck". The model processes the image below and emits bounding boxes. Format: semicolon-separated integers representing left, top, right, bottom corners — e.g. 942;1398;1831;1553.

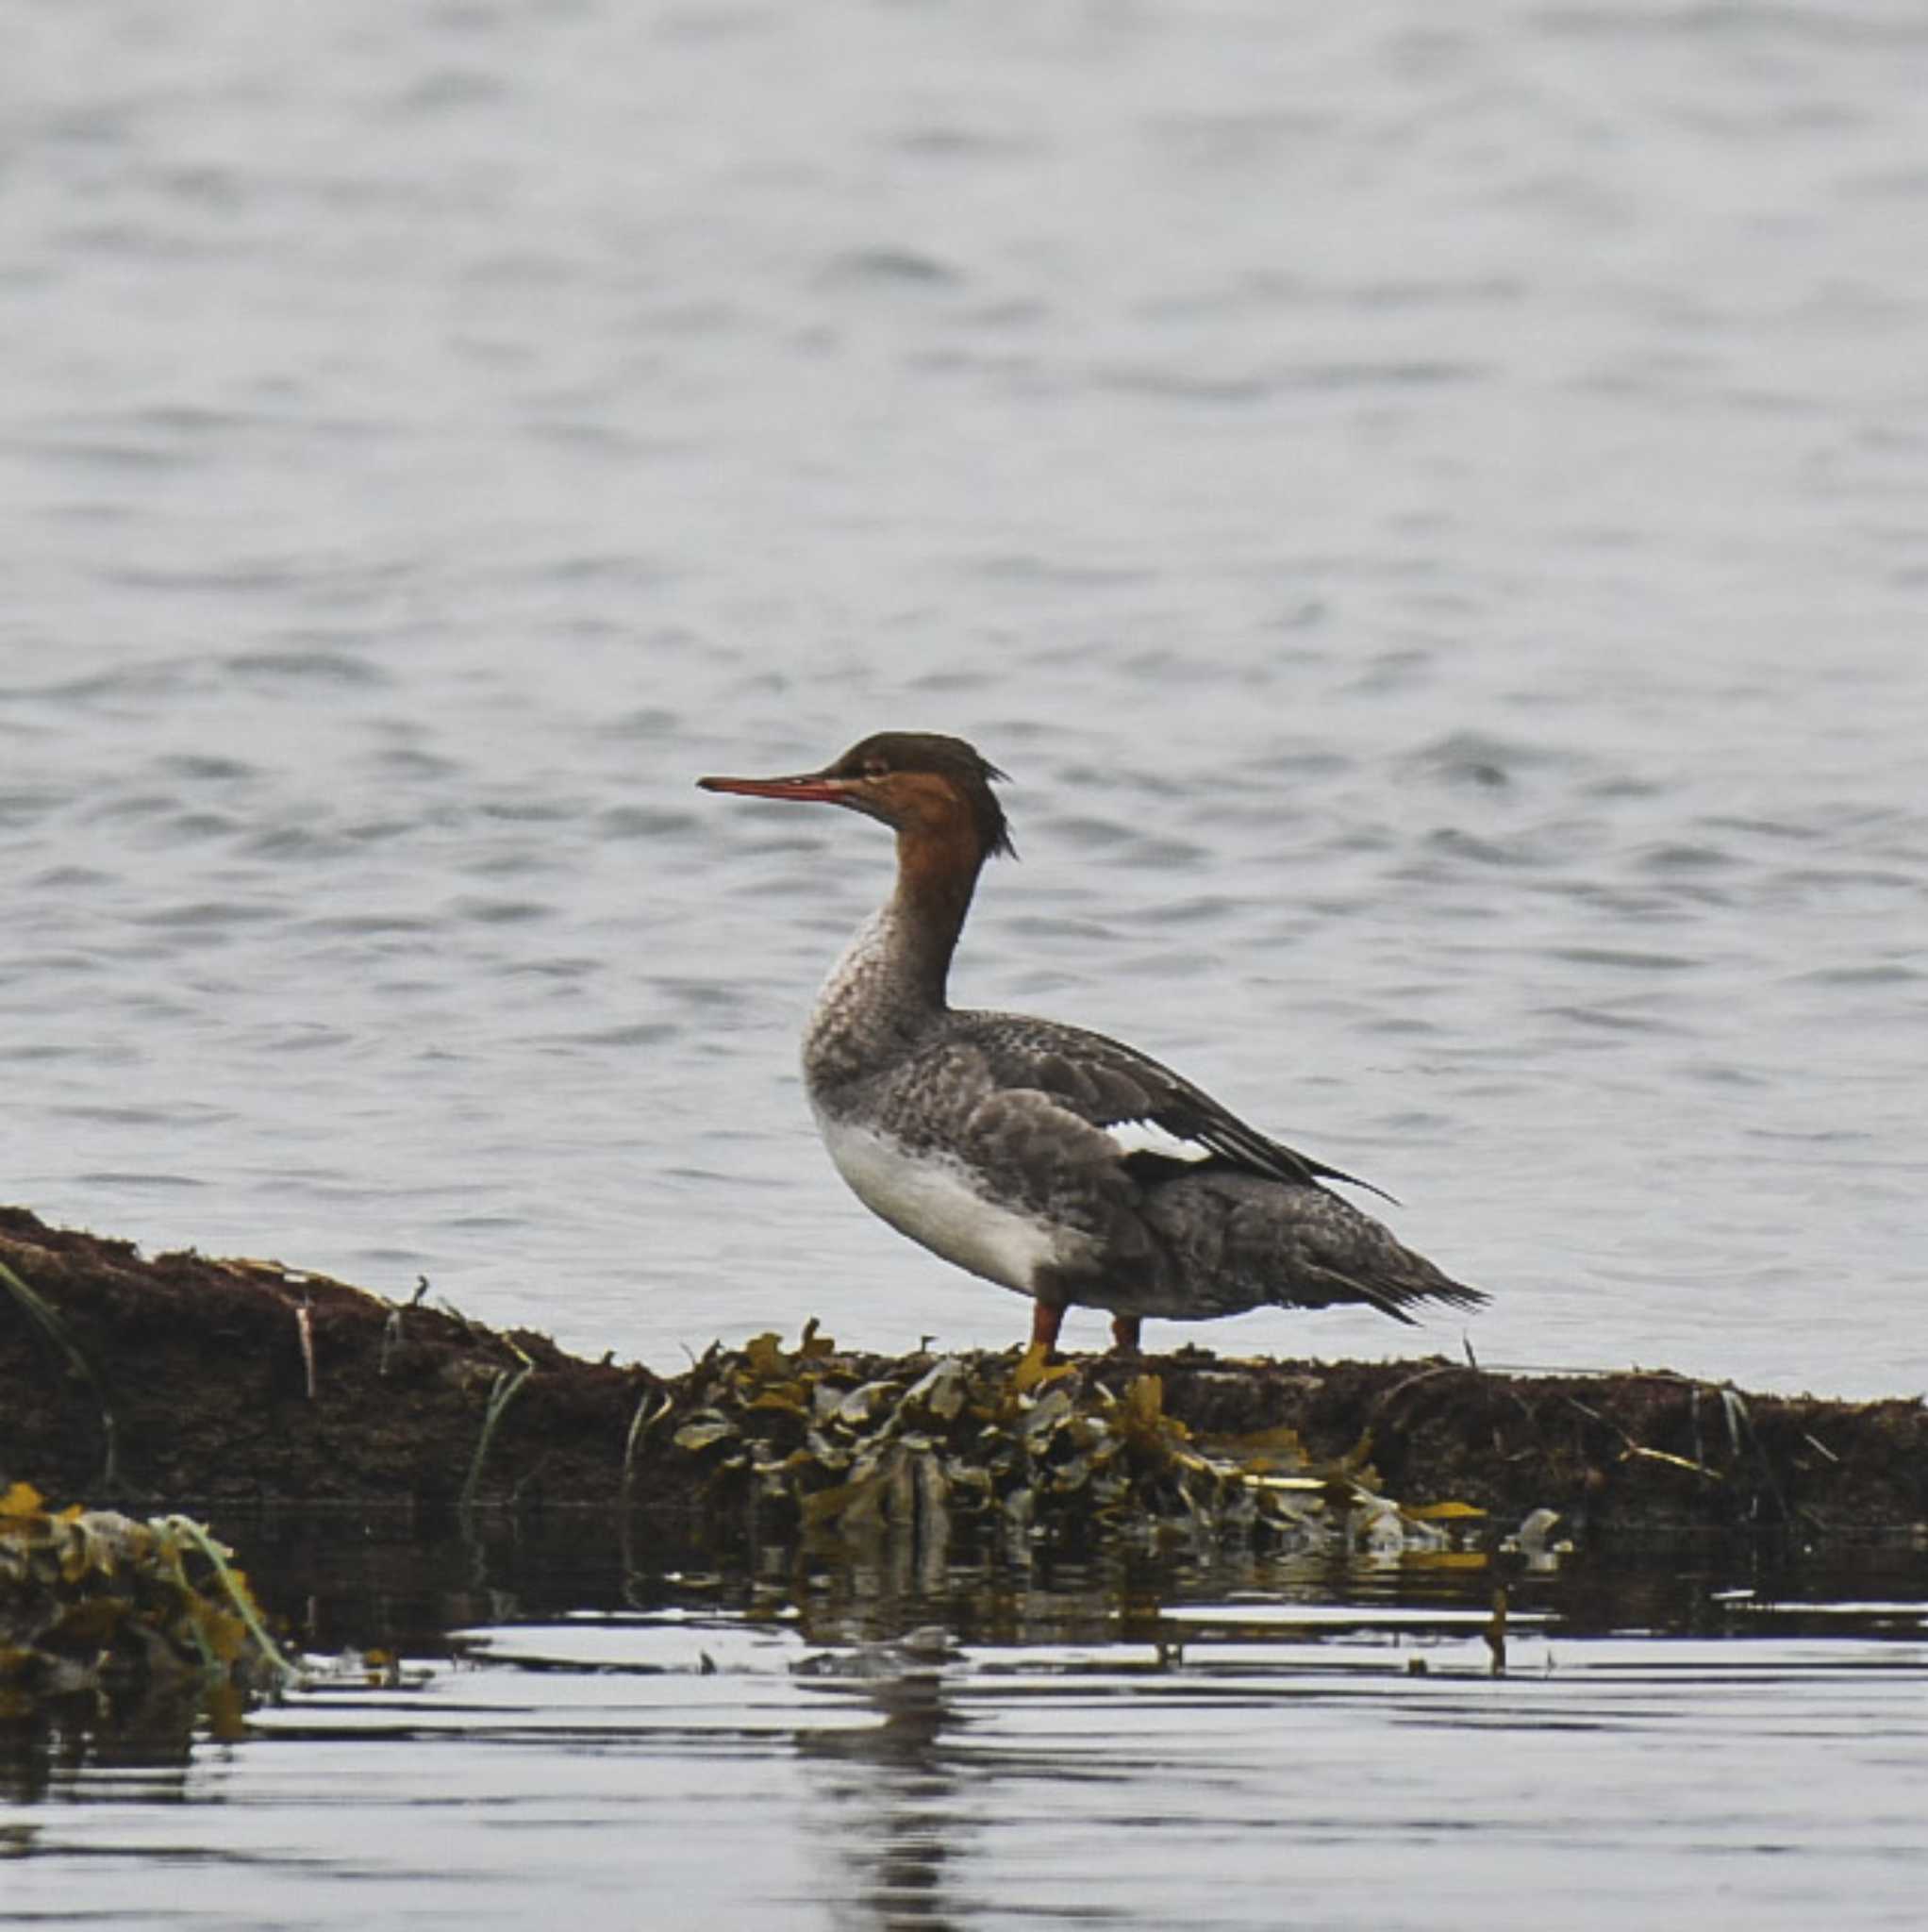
888;815;989;1009
800;807;991;1092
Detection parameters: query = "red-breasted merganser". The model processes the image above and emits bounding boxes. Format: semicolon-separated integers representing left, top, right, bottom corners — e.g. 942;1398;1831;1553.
698;732;1486;1354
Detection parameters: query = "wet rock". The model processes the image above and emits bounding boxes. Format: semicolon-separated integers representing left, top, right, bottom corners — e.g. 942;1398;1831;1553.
4;1207;1925;1548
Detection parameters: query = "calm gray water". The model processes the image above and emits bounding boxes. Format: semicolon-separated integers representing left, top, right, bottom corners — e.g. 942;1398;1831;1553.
6;1578;1927;1932
3;6;1926;1915
8;3;1924;1395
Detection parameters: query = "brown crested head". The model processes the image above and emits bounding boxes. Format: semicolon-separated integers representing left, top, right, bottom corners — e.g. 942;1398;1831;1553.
699;731;1015;860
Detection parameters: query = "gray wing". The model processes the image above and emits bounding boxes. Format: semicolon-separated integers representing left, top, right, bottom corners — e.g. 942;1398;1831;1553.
906;1016;1484;1324
950;1009;1391;1199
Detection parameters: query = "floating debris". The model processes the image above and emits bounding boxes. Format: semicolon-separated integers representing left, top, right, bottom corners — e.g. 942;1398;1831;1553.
0;1481;294;1729
667;1326;1489;1561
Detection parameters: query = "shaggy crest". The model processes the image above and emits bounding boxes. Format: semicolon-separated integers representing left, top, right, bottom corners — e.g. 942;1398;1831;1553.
827;731;1015;858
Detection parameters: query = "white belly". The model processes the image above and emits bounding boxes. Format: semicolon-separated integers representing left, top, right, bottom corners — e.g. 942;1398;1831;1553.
812;1105;1058;1297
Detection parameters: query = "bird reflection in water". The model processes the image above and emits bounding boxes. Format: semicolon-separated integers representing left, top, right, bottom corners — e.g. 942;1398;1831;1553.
794;1626;968;1932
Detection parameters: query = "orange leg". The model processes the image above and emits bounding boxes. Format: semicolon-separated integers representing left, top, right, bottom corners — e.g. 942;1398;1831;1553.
1030;1300;1066;1354
1108;1314;1141;1356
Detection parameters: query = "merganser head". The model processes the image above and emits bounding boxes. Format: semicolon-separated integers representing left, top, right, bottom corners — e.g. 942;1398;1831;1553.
699;731;1015;859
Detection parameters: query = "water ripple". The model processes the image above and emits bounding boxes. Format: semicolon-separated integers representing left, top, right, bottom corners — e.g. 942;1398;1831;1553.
5;0;1927;1406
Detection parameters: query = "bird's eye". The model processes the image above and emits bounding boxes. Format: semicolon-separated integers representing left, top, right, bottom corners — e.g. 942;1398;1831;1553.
862;758;889;778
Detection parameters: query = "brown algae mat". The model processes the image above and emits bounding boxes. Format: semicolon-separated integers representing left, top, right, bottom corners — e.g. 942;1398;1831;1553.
3;1207;1924;1548
1;1480;291;1727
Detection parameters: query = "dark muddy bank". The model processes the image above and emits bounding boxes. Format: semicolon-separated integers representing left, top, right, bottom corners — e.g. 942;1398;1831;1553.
4;1208;1924;1542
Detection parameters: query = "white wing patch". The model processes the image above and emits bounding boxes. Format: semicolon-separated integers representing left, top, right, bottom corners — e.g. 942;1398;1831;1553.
1104;1117;1213;1164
